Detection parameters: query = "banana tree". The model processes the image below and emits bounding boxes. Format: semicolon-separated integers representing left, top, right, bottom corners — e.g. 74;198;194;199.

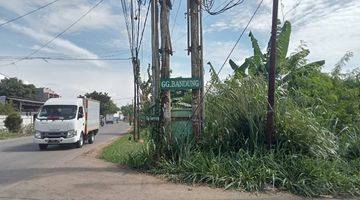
229;21;325;87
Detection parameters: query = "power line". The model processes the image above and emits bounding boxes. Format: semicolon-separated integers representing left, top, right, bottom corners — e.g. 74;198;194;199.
137;0;151;54
0;0;60;28
113;97;133;100
202;0;246;15
0;56;131;61
0;0;105;67
0;72;11;78
170;0;182;35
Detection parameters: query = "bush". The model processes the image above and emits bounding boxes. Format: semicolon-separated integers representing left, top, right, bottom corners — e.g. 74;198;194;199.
4;112;22;132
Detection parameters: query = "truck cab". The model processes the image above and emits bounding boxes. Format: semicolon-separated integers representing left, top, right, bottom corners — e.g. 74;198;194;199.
34;98;100;150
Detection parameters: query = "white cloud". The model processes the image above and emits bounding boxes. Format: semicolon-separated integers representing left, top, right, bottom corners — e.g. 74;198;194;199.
287;0;360;70
5;22;106;67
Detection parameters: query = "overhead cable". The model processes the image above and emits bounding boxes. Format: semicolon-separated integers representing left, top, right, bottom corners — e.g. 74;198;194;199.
0;0;60;28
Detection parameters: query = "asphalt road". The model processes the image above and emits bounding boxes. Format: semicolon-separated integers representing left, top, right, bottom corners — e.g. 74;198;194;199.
0;122;130;189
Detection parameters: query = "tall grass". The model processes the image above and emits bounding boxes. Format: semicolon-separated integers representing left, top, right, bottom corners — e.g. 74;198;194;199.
205;77;337;158
152;150;360;197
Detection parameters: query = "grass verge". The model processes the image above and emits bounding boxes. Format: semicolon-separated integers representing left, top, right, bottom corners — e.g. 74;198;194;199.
0;131;32;140
101;131;148;166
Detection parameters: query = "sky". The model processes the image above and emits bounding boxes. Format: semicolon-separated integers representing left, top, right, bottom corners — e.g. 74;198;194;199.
0;0;359;106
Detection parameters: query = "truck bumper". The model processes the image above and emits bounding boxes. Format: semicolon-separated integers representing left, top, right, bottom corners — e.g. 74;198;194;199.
33;137;78;144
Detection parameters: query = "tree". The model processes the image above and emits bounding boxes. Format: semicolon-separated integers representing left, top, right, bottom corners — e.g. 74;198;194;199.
0;101;15;115
139;64;152;107
83;91;119;115
0;78;38;100
120;104;133;123
4;112;22;132
227;20;359;132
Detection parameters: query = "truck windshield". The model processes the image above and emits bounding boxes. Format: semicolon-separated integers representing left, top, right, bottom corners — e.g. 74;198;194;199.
38;105;77;120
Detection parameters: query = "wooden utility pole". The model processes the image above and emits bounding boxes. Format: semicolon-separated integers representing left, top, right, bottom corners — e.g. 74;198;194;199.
266;0;279;149
188;0;203;140
132;57;140;141
159;0;172;141
151;0;160;110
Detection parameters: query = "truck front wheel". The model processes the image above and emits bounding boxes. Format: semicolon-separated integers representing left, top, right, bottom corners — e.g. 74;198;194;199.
75;133;84;148
39;144;48;150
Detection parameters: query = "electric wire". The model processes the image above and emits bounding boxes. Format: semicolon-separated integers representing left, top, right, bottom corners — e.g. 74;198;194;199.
0;0;105;67
0;57;131;61
137;0;151;55
0;0;60;28
202;0;246;15
170;0;182;35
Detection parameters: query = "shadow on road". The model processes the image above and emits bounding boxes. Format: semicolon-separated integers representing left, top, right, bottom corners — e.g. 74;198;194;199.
0;166;136;188
1;143;76;152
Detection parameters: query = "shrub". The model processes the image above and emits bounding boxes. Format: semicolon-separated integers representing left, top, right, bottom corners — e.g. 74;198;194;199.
4;112;22;132
21;124;34;135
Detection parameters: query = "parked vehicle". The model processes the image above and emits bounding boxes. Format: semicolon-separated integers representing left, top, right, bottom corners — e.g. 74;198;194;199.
105;114;114;124
33;98;100;150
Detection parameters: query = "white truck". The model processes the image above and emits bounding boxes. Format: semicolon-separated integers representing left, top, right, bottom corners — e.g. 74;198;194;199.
34;98;100;150
105;114;115;124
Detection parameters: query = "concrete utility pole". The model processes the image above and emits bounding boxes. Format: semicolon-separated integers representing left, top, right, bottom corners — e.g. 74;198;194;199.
266;0;279;149
188;0;203;140
151;0;160;111
159;0;172;141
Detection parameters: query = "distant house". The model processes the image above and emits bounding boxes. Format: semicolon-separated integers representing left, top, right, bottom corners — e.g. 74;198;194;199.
0;96;45;115
36;87;60;102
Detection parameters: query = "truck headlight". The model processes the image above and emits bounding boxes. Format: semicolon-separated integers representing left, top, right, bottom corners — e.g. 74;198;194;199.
35;131;42;139
67;130;77;138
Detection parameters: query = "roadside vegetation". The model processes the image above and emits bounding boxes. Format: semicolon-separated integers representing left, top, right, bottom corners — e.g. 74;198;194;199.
103;21;360;197
101;130;150;168
0;102;34;140
0;124;34;140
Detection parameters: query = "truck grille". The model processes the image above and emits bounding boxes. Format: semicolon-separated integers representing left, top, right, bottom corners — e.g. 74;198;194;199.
41;132;67;139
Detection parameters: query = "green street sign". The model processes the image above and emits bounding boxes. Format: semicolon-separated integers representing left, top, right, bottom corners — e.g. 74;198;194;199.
160;78;201;90
140;115;159;122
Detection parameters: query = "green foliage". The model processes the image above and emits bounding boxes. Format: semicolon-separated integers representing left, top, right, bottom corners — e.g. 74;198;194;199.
205;77;337;158
339;126;360;160
0;102;15;115
83;91;119;115
139;64;152;105
4;112;22;132
0;78;39;100
121;104;134;120
154;151;360;197
101;130;154;169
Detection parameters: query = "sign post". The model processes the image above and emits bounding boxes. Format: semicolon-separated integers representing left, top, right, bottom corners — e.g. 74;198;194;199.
160;77;201;90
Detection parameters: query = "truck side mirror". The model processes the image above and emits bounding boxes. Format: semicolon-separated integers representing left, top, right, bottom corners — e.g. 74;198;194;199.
78;113;84;119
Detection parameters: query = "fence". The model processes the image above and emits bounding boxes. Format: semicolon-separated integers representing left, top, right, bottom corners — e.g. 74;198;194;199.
0;115;33;130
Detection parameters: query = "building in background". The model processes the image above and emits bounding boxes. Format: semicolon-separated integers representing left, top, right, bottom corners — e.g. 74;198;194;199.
36;87;60;102
0;87;60;115
0;96;44;115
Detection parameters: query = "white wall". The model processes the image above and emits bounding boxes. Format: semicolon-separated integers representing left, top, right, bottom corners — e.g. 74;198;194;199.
0;115;33;130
